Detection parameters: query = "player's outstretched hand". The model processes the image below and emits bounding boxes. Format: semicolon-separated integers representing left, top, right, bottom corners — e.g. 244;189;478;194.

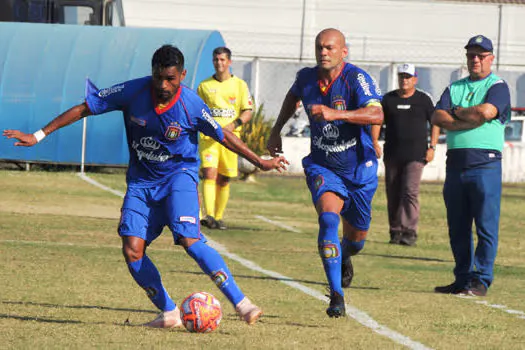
266;132;283;157
3;130;38;147
259;155;289;173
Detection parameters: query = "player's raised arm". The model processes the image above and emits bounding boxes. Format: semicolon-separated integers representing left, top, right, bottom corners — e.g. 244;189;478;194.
267;90;300;156
3;102;92;147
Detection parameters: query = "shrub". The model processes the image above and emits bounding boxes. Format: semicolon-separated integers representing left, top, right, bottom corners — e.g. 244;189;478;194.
240;104;275;156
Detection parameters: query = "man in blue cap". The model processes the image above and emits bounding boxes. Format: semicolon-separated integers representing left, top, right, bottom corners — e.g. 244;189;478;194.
431;35;511;296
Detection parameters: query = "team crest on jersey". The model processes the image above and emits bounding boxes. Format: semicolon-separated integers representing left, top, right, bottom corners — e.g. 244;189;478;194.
331;96;346;111
314;175;324;190
165;123;182;140
228;96;236;105
212;270;228;288
319;243;339;259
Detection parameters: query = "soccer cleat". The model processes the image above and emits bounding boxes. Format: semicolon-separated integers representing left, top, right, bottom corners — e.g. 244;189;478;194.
326;291;346;318
235;297;263;325
434;282;469;295
216;219;227;230
143;307;183;328
200;215;219;229
341;257;354;288
469;279;488;296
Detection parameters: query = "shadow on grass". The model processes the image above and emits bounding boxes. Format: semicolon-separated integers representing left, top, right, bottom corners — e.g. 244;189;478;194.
169;270;380;291
2;300;156;314
360;250;451;263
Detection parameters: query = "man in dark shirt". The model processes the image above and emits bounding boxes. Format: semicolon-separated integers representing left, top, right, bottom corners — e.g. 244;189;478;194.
372;63;440;246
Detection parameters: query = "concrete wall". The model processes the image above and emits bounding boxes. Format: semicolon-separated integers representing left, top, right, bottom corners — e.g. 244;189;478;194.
280;138;525;183
123;0;525;67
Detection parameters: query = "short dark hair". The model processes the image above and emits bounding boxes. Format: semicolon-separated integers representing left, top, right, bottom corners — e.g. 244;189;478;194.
213;46;232;60
152;45;185;71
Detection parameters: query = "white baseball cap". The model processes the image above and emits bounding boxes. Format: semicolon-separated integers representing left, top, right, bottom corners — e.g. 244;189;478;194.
397;63;417;77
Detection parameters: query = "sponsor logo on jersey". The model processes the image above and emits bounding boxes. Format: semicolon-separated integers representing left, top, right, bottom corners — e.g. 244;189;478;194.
202;108;219;128
132;138;171;162
165;123;182;140
396;104;411;110
140;137;160;150
210;107;236;118
314;175;324;190
466;92;474;102
98;84;125;98
228;96;236;105
212;270;228;288
332;96;346;111
180;216;196;224
322;123;340;140
313;136;357;154
357;73;372;96
130;115;146;126
319;243;339;259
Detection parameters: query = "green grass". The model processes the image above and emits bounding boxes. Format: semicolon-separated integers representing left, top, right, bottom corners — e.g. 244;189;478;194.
0;170;524;349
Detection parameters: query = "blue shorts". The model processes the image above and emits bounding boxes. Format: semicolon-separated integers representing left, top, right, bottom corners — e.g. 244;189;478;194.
304;161;378;231
118;172;205;245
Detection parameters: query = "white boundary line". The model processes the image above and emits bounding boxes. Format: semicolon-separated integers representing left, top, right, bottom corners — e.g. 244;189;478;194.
254;215;302;233
76;173;431;349
456;295;525;320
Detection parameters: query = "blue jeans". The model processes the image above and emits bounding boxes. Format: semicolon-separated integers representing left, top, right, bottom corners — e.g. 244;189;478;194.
443;161;501;289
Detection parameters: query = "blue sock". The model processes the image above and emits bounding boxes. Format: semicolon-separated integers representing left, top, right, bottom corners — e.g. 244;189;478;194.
187;240;245;306
318;212;343;296
127;255;176;312
341;238;366;261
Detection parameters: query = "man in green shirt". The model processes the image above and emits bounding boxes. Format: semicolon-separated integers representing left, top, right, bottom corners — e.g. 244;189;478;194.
432;35;511;297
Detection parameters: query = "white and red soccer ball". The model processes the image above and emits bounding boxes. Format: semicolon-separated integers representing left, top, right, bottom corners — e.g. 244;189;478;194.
180;292;222;333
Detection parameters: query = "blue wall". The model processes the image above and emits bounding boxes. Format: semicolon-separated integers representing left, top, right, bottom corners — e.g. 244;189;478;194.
0;22;224;165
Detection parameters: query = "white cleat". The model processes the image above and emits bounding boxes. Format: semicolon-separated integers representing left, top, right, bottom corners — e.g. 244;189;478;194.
143;307;183;328
235;297;263;325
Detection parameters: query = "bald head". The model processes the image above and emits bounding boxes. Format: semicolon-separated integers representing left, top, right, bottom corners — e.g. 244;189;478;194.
315;28;348;72
316;28;346;48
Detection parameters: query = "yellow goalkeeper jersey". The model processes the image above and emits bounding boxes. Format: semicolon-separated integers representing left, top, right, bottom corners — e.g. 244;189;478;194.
197;75;253;135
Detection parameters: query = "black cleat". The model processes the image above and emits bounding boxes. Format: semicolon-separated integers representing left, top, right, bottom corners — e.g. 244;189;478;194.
434;282;469;295
200;215;219;229
341;257;354;288
326;291;346;318
216;219;227;230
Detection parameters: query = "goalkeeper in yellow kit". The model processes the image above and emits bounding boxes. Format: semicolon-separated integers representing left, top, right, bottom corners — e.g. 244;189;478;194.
198;47;253;230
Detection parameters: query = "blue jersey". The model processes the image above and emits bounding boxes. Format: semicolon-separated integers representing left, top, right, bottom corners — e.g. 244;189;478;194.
291;63;382;183
85;77;224;187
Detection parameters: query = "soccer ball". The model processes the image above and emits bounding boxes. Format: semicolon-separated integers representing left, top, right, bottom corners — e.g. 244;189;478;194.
180;292;222;333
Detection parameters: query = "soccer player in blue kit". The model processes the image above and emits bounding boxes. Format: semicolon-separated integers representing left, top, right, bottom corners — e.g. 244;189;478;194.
3;45;288;328
267;28;384;317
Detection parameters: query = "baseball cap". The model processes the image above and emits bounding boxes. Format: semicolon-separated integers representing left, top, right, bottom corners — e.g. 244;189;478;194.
397;63;417;77
464;35;493;52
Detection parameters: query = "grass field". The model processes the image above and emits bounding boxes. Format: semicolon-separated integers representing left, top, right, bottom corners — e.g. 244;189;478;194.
1;169;524;349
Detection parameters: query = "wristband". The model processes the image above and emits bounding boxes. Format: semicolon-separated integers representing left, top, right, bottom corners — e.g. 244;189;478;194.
234;119;243;128
33;129;46;143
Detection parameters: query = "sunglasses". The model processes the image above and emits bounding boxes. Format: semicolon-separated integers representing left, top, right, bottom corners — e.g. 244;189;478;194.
466;53;493;61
